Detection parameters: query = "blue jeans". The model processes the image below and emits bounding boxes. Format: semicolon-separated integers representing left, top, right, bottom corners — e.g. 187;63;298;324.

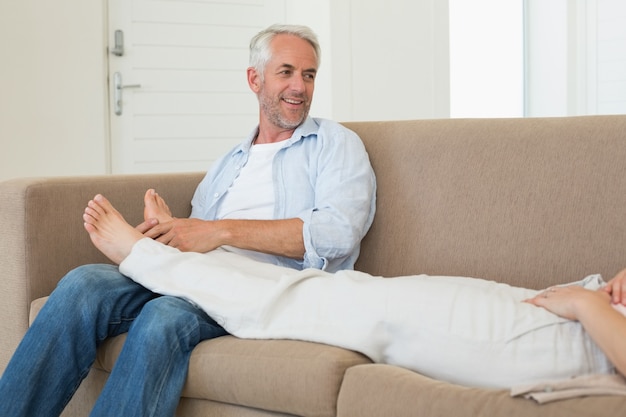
0;264;228;417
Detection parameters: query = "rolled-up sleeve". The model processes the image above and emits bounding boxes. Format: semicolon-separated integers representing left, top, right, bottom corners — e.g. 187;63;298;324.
285;120;376;272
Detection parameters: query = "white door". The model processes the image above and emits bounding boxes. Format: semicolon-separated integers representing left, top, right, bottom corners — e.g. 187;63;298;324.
107;0;285;174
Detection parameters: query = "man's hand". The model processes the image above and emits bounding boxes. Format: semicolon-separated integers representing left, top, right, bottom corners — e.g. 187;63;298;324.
144;218;222;253
143;217;305;257
135;218;159;234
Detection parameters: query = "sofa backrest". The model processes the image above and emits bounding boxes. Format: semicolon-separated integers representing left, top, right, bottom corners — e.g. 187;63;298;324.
344;116;626;289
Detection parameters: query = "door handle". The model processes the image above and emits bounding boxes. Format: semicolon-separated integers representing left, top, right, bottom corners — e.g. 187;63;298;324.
113;72;141;116
111;30;124;56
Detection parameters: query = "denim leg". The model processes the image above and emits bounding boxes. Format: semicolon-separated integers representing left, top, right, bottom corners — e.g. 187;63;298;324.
90;296;228;417
0;264;159;417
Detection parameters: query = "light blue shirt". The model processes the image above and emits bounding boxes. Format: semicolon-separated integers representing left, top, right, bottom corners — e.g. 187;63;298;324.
190;117;376;273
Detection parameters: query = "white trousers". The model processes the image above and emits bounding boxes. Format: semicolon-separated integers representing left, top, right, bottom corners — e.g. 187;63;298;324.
119;238;614;388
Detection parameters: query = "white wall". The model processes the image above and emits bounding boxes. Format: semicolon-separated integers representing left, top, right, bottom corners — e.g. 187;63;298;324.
331;0;450;121
0;0;450;181
0;1;109;181
524;0;626;117
524;0;573;116
287;0;450;121
4;1;620;180
590;0;626;114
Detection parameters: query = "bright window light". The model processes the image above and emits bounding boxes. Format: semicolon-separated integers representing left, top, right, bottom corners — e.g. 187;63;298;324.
449;0;525;118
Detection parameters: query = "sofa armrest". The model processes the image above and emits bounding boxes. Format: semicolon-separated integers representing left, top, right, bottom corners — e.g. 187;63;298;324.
0;172;204;374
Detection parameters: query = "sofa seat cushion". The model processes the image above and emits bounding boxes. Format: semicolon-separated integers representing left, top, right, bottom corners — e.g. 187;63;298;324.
337;364;626;417
30;297;371;417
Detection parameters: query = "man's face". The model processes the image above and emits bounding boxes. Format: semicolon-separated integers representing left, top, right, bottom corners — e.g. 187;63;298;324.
255;34;318;130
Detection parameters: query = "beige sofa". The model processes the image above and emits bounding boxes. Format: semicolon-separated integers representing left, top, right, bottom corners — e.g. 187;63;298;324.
2;115;626;416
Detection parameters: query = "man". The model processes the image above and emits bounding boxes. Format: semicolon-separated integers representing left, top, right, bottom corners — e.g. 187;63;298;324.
0;24;376;417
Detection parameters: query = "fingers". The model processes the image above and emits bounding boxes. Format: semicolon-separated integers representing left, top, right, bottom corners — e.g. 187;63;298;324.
155;232;175;247
605;269;626;305
523;287;556;306
143;222;164;239
147;225;175;247
612;281;622;304
609;279;626;305
142;221;175;243
135;218;158;234
522;296;541;306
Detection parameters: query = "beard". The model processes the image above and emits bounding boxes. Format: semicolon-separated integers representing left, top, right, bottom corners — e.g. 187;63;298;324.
259;91;310;130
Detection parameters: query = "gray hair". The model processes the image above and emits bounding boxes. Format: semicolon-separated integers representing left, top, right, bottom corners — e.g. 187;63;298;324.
249;24;321;80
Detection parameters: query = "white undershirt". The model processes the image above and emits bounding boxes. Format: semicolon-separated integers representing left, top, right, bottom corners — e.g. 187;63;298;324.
217;140;285;221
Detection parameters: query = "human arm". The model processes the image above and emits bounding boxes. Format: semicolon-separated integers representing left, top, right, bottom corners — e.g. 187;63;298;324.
603;268;626;306
144;217;305;257
525;286;626;376
290;120;376;271
138;189;305;257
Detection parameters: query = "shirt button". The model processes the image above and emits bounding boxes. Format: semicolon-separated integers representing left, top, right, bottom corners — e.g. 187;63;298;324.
213;193;219;198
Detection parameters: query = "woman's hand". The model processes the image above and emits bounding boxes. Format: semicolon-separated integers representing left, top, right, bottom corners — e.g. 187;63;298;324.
524;285;611;321
526;283;626;377
603;268;626;306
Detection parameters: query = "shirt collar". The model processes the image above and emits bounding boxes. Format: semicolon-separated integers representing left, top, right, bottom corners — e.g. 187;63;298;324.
233;117;319;156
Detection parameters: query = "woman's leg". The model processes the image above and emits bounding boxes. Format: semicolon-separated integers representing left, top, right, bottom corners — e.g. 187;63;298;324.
122;244;615;388
0;264;159;417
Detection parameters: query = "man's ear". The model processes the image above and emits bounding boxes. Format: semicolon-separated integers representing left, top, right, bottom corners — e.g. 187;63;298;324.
247;67;261;93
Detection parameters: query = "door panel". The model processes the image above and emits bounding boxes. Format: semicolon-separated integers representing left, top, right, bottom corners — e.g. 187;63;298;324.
107;0;285;174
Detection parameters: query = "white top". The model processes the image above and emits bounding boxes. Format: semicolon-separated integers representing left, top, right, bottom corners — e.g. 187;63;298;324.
216;140;286;263
217;141;285;221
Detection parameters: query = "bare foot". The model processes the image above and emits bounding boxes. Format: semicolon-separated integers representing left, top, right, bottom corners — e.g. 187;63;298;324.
83;194;144;264
144;189;173;224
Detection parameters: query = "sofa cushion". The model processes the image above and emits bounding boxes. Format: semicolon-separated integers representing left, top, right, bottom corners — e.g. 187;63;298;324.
346;116;626;289
30;297;371;417
337;364;626;417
